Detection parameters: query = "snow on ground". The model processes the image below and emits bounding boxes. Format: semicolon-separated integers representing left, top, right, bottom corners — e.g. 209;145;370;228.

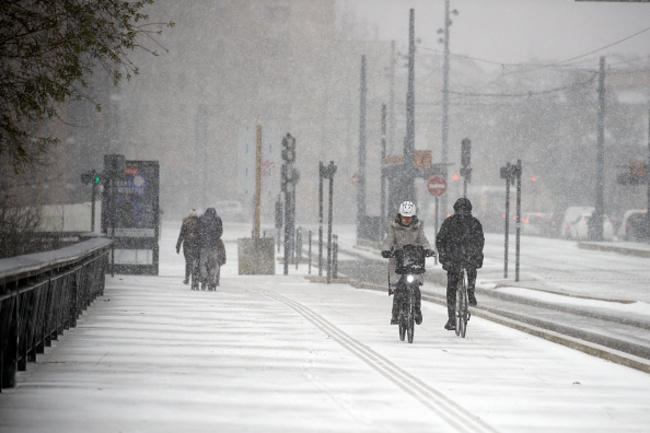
0;221;649;433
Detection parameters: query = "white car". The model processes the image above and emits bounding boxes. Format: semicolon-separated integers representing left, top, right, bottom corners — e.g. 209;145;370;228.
213;200;246;222
618;209;648;242
561;206;614;241
617;209;648;240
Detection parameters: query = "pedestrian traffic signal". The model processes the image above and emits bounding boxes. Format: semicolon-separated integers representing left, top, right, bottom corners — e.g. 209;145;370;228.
460;138;472;183
81;170;104;185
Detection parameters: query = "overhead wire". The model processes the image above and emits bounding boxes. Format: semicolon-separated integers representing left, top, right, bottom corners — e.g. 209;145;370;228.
417;25;649;99
497;25;650;76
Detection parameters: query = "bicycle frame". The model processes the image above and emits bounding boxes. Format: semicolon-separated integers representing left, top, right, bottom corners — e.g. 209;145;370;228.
387;245;427;344
396;274;419;343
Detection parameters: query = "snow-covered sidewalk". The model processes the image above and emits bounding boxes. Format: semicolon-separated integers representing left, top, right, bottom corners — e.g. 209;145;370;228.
0;221;649;432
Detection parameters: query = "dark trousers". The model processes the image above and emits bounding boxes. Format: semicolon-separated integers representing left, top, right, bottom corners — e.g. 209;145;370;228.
392;279;422;317
183;247;198;280
446;268;477;319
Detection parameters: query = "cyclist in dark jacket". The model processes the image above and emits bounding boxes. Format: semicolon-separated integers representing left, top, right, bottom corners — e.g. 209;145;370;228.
197;207;223;291
436;198;485;331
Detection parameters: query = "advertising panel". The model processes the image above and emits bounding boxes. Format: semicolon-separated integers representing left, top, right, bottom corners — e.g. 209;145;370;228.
103;160;160;275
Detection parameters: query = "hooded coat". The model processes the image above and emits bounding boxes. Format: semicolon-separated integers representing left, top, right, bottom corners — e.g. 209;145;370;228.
381;214;431;284
436;209;485;271
197;207;223;248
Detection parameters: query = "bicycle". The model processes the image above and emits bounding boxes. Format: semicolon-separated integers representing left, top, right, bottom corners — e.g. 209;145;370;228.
386;245;429;344
454;267;471;338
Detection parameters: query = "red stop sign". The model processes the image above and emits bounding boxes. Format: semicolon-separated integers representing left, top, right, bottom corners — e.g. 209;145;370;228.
427;175;447;197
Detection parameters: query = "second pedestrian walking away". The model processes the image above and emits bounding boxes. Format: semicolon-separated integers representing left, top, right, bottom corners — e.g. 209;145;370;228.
176;209;199;287
436;198;485;331
197;207;223;291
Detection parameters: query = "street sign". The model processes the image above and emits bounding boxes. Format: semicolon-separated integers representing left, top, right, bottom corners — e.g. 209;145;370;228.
427;175;447;197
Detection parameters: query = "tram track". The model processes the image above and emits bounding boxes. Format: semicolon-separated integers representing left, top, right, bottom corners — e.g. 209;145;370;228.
259;289;500;433
336;258;650;374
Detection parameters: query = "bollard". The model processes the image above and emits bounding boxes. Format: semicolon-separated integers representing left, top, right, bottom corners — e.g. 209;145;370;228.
333;234;338;279
308;230;312;274
295;227;302;270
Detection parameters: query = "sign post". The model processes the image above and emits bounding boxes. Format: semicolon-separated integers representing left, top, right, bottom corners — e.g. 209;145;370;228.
427;175;447;254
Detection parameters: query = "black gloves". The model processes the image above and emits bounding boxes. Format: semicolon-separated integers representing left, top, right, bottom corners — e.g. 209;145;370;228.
381;250;392;259
425;249;436;257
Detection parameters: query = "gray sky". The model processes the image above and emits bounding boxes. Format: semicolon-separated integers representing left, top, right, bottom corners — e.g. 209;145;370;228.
337;0;650;69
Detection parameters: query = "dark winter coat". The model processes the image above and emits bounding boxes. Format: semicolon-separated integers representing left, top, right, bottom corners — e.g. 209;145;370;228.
436;211;485;271
176;215;199;253
197;208;223;249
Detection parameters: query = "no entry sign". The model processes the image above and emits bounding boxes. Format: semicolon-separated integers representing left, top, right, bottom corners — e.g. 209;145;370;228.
427;175;447;197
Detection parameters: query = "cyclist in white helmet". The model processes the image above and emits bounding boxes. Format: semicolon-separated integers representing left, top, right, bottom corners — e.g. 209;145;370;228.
381;201;435;325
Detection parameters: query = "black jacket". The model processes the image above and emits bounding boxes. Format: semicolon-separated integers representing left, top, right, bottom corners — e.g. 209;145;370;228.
436;212;485;270
197;208;223;248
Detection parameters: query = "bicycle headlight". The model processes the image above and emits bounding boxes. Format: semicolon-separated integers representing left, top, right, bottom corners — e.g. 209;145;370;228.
406;275;415;283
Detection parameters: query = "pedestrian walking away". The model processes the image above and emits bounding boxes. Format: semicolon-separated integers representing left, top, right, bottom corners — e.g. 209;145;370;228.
436;198;485;331
197;207;223;291
381;201;435;326
176;209;199;286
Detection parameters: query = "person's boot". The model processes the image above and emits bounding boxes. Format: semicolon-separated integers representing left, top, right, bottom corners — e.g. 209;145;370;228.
468;290;477;306
445;305;456;330
444;318;456;330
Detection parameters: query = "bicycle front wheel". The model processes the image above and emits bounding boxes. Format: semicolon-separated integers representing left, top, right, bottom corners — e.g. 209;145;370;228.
407;313;415;343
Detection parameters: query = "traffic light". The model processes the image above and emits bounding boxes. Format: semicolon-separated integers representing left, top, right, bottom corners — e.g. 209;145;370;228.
281;133;295;163
460;138;471;182
81;170;104;185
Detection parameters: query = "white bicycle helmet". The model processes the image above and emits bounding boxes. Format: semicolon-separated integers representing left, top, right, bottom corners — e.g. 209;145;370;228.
398;201;416;217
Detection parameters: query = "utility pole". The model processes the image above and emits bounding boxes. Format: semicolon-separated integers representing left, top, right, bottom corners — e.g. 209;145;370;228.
357;55;367;229
441;0;451;217
594;56;606;241
389;41;396;154
404;8;416;203
196;104;209;207
381;104;387;225
254;125;262;240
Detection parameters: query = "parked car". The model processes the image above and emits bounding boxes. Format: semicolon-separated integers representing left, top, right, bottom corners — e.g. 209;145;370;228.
618;210;648;242
213;200;246;222
521;212;554;237
561;206;614;241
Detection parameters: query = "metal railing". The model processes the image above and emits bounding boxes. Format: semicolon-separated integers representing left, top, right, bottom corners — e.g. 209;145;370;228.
0;237;112;391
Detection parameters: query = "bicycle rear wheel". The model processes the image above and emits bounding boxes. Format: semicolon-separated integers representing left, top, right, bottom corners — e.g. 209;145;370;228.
455;270;469;338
